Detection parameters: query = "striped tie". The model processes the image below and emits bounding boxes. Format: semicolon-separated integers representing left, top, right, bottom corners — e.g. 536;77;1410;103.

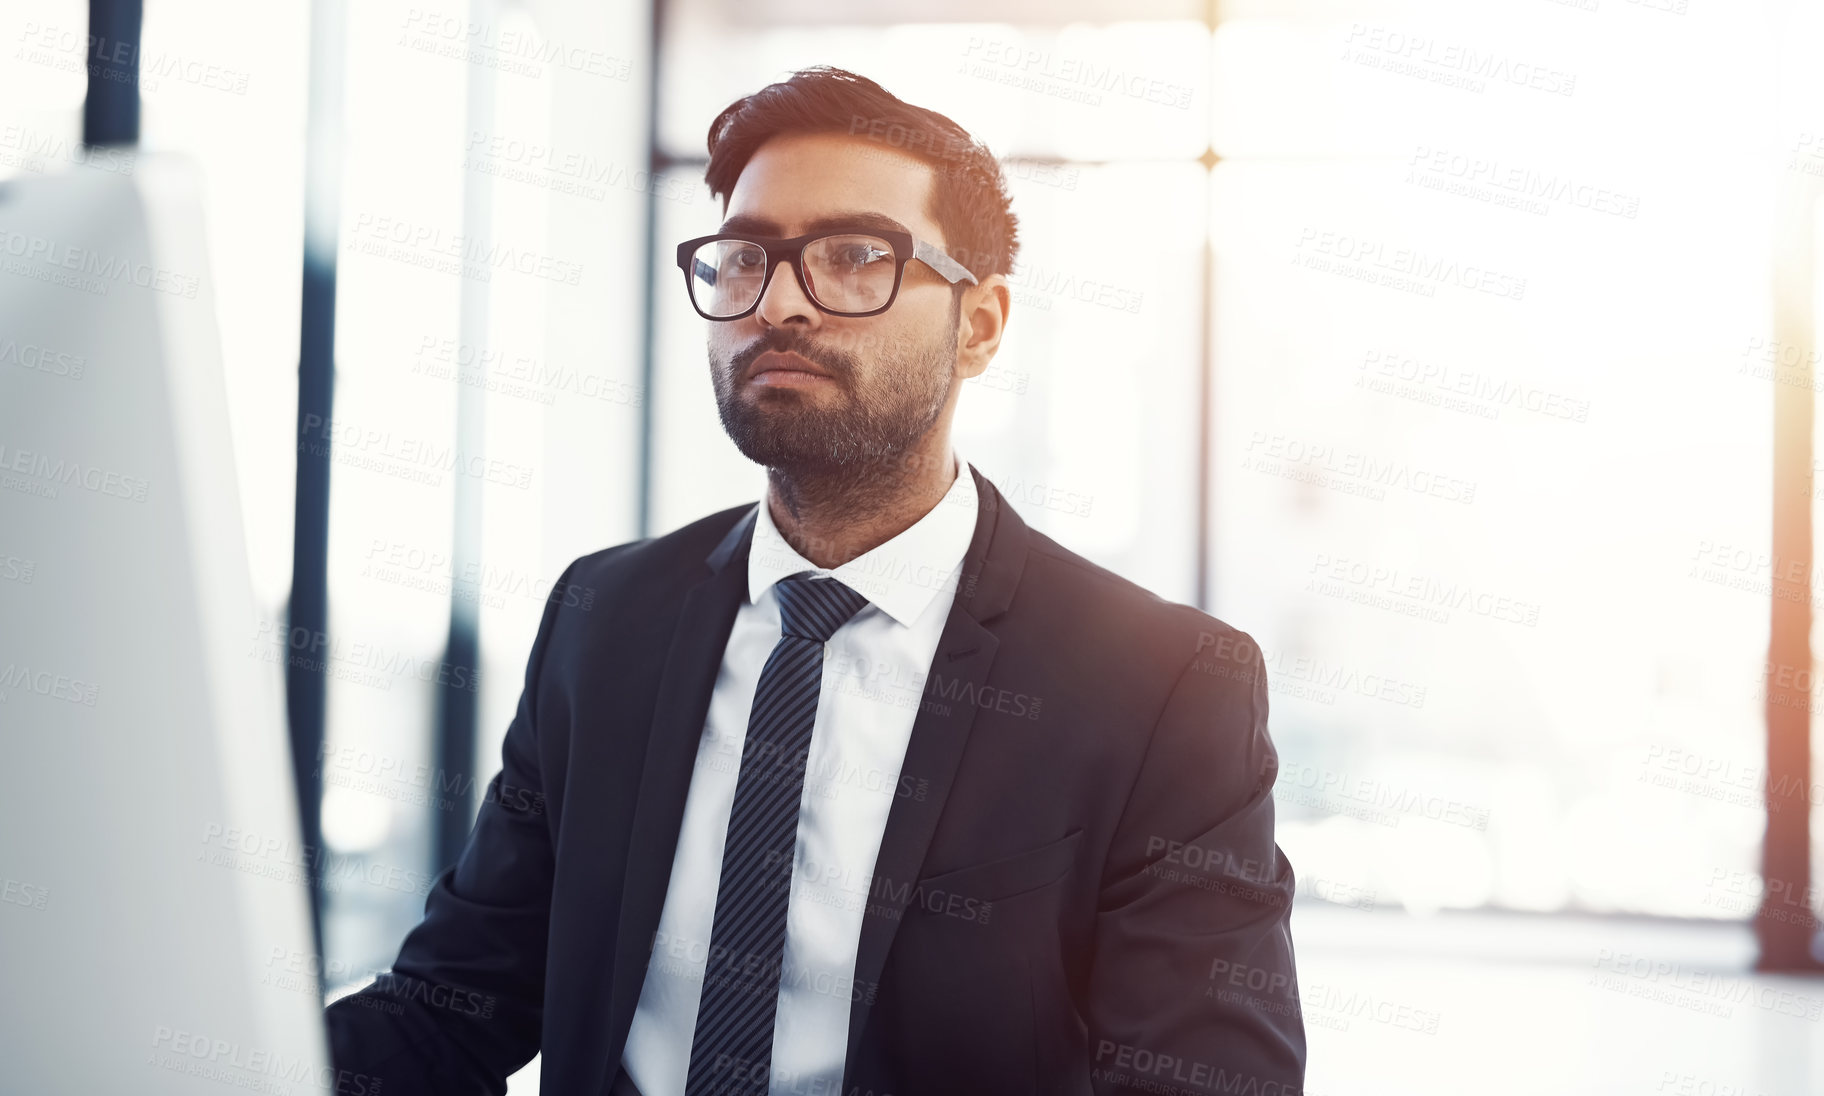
684;570;872;1096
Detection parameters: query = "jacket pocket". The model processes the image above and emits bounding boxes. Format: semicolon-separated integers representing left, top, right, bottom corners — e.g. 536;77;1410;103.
911;828;1083;908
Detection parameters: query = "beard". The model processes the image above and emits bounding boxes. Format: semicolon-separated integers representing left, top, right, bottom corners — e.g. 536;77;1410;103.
710;311;957;479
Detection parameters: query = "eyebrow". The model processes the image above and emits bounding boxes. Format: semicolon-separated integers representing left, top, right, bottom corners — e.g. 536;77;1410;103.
718;210;914;238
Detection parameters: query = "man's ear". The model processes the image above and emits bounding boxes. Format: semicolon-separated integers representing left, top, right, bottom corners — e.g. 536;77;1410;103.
956;274;1011;380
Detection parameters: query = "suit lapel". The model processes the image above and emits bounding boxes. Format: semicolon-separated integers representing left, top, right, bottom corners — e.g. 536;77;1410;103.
843;466;1029;1075
605;505;757;1059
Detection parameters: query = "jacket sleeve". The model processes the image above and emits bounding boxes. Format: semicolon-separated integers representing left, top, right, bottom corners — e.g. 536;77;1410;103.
1085;627;1307;1096
323;559;578;1096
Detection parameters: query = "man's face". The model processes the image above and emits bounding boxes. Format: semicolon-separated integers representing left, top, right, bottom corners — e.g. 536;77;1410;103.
706;131;963;477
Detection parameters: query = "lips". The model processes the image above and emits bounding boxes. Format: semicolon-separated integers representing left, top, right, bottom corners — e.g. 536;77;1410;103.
746;350;833;383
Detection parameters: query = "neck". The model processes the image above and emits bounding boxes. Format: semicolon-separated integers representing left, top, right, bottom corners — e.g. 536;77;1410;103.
765;432;959;570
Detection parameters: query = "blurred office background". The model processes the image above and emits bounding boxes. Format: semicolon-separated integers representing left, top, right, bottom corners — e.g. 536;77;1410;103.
6;0;1824;1091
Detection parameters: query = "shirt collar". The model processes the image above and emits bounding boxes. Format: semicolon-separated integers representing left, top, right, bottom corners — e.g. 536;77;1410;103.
748;447;978;629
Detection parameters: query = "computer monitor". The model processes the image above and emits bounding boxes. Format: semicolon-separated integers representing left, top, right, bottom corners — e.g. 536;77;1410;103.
0;155;339;1093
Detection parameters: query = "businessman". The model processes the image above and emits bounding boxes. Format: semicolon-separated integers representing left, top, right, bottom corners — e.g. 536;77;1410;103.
326;66;1305;1096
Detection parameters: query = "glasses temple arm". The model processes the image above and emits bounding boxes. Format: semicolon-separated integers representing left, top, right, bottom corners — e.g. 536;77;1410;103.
913;239;978;286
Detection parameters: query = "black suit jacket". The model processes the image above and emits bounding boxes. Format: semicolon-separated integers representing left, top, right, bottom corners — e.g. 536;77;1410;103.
326;466;1306;1095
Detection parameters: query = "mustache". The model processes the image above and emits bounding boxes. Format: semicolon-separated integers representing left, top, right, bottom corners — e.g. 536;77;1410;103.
728;328;857;381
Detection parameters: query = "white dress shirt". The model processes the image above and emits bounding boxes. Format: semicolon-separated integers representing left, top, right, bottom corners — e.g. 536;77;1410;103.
620;448;980;1096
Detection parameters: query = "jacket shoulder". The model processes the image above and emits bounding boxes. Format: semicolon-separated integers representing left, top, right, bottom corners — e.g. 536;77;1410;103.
1018;526;1261;673
564;501;755;586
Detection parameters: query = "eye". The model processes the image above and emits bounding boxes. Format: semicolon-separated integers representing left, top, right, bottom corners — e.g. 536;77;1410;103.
839;244;889;268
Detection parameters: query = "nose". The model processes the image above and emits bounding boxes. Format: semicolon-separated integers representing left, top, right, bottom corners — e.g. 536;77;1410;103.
755;256;821;330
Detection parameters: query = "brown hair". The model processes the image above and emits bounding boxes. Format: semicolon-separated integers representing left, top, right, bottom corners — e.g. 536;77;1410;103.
703;66;1020;284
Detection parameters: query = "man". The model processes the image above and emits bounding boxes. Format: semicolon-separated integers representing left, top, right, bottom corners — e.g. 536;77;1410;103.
327;66;1305;1096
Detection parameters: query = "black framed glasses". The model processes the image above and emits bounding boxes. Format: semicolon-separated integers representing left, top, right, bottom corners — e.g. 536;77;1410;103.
675;226;978;320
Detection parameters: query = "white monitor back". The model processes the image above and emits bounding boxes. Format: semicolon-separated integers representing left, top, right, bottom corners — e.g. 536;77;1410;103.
0;156;334;1092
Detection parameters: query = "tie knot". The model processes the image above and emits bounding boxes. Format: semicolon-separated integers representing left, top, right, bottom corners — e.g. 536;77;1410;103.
773;571;870;642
